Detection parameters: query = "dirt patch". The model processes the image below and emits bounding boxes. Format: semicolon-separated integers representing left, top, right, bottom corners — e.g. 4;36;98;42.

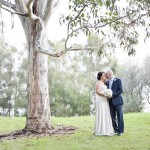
0;125;78;141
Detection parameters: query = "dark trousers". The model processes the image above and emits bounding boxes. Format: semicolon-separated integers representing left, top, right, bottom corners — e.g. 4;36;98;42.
109;103;124;133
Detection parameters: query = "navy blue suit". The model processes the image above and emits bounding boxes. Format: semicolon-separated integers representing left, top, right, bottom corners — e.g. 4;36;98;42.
106;78;124;134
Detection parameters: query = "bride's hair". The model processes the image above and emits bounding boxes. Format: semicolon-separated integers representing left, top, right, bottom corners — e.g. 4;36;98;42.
97;72;105;80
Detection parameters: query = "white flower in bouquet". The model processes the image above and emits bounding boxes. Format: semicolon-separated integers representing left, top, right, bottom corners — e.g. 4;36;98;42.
104;89;112;97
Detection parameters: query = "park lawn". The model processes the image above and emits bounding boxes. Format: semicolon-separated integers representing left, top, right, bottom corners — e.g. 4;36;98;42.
0;113;150;150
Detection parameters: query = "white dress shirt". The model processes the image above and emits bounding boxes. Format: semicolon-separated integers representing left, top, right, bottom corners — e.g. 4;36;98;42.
109;78;114;89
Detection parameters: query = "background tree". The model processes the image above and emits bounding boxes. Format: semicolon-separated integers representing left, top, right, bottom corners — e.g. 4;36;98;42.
14;50;28;116
142;56;150;105
117;62;145;112
0;37;17;116
48;37;103;116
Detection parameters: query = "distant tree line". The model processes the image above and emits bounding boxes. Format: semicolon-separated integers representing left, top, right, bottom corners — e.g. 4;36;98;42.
0;35;150;116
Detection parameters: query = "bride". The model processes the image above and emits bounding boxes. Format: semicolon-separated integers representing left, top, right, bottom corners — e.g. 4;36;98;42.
94;72;114;136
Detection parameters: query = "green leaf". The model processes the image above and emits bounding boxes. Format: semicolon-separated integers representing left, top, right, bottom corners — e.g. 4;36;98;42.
106;0;110;7
98;0;103;6
66;16;69;20
69;5;71;10
81;13;84;17
101;30;105;36
97;29;99;34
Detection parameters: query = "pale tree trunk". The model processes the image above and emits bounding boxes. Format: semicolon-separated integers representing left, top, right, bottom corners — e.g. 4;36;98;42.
26;24;51;132
14;0;58;132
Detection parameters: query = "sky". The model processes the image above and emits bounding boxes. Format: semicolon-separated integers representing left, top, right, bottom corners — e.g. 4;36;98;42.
1;0;150;64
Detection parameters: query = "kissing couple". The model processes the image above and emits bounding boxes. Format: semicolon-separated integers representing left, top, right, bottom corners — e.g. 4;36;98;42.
94;70;124;136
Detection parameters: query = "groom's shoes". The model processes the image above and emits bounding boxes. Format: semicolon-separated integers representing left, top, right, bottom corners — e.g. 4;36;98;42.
117;133;123;136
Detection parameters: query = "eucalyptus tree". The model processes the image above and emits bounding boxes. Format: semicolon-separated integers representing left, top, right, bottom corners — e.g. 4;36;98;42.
62;0;150;55
0;0;63;132
0;0;149;133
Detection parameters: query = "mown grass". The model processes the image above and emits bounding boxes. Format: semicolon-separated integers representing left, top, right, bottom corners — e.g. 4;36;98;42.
0;113;150;150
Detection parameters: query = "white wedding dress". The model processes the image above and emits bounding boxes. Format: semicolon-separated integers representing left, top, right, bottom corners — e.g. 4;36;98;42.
94;83;114;136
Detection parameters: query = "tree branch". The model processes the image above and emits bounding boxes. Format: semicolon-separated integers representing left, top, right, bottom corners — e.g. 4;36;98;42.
14;0;29;14
65;10;149;50
0;0;28;17
0;0;46;21
38;47;94;57
69;3;88;25
0;0;15;10
0;4;28;16
126;12;150;27
65;2;89;49
43;0;60;24
82;10;139;30
26;0;40;20
53;0;60;9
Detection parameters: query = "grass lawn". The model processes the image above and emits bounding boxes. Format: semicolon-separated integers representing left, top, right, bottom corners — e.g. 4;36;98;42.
0;113;150;150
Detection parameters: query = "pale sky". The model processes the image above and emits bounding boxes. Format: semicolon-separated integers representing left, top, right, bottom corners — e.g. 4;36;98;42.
1;0;150;65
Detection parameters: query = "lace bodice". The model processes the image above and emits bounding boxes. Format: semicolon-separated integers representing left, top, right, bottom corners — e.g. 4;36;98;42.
99;84;107;92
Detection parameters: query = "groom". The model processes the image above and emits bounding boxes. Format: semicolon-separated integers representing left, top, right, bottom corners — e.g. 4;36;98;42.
105;70;124;136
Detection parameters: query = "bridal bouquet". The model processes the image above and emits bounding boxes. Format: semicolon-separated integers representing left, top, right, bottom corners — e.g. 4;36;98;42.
104;89;112;97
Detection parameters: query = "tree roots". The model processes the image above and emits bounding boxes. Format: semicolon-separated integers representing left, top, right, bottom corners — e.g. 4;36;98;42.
0;125;78;141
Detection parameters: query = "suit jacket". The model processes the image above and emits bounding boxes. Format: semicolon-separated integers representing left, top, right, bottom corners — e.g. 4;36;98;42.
106;78;123;106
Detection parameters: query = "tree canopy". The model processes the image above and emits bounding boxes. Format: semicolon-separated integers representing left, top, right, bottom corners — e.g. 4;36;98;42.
60;0;150;55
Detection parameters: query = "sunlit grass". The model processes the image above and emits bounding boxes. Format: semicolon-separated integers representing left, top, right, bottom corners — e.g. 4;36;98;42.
0;113;150;150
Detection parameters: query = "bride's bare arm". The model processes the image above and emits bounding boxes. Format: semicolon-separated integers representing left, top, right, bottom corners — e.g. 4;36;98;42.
96;82;105;97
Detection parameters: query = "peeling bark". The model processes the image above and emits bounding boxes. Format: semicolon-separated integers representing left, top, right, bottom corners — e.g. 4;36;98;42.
15;0;55;132
24;20;51;132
